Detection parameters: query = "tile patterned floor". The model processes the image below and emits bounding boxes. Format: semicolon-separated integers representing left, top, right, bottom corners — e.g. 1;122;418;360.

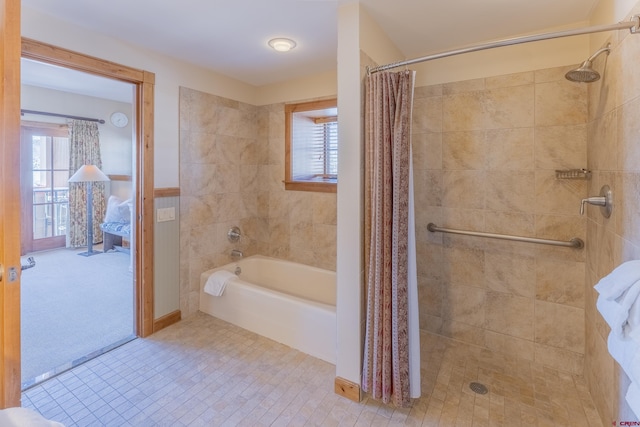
23;312;604;426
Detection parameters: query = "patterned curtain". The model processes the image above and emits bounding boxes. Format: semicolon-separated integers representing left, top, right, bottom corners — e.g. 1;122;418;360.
67;120;106;247
363;70;419;407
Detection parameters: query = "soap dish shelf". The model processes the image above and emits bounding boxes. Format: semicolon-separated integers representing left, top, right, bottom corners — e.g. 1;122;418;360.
555;169;592;180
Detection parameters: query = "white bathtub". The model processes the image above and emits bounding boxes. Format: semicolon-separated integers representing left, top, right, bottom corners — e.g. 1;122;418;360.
199;255;336;364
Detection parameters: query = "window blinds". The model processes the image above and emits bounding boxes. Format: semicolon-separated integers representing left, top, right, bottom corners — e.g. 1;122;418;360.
291;118;338;181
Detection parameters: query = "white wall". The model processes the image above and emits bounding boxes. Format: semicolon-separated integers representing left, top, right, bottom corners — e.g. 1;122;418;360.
412;31;589;87
256;69;337;105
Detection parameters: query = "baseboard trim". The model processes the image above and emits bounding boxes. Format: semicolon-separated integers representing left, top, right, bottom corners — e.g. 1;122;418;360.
334;377;361;402
153;310;181;332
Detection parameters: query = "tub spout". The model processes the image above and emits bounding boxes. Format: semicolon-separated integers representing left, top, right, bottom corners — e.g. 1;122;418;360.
231;249;243;260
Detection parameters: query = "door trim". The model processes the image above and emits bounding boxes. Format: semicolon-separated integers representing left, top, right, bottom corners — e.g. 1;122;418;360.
1;0;23;409
21;38;156;338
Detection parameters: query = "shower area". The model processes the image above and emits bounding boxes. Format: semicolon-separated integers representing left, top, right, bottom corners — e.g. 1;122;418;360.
347;6;640;424
400;20;639;427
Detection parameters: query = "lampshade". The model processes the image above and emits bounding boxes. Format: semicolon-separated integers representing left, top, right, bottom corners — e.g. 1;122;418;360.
68;165;110;183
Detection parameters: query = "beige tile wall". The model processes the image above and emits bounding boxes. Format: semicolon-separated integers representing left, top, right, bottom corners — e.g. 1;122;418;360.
583;4;640;424
179;88;337;317
413;68;589;375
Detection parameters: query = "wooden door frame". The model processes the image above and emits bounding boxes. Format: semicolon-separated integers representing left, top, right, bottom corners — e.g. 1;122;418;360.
1;0;23;409
19;38;156;340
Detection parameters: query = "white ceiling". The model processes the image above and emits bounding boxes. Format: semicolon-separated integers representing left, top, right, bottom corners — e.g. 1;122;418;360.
22;0;600;89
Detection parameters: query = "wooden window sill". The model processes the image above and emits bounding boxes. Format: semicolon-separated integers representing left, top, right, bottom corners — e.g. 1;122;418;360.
284;180;337;193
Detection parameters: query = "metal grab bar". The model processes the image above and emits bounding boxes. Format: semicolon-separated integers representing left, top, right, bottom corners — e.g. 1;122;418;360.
427;223;584;249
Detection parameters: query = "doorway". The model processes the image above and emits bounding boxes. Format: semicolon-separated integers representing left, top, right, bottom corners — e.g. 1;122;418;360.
0;32;155;407
0;38;156;402
19;58;138;388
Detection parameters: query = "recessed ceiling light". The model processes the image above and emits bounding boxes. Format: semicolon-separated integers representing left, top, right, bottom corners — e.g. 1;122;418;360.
268;38;297;52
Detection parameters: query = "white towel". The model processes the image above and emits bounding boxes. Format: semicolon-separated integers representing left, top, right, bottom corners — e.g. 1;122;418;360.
597;291;640;341
630;291;640;345
626;382;640;419
608;332;640;384
597;296;619;329
204;270;236;297
594;260;640;300
614;280;640;339
632;351;640;388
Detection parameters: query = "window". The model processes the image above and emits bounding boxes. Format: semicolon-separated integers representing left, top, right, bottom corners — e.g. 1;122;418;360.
285;99;337;193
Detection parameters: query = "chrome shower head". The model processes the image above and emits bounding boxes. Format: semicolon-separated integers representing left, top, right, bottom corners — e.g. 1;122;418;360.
565;60;601;83
565;44;611;83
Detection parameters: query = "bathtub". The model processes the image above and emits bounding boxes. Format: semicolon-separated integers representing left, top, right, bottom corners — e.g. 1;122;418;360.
199;255;336;364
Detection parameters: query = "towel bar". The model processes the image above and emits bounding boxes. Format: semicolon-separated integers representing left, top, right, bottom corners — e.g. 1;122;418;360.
427;223;584;249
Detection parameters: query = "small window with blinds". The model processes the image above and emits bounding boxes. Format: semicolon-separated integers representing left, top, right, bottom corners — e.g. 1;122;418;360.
285;99;338;193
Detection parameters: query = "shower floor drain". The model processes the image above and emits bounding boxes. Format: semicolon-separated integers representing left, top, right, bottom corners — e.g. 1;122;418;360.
469;382;488;395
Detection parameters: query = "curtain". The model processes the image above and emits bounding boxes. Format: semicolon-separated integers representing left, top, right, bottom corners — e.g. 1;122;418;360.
363;69;420;407
67;120;106;248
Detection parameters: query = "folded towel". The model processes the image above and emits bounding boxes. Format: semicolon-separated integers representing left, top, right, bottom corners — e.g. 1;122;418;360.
626;382;640;418
608;332;640;384
204;270;236;297
594;260;640;300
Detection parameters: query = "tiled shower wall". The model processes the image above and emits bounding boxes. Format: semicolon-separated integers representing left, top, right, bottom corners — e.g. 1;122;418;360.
179;88;337;317
584;7;640;423
413;67;589;374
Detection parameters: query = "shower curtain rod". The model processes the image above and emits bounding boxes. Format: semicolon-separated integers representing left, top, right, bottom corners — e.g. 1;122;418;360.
368;15;640;74
427;223;584;249
21;109;105;124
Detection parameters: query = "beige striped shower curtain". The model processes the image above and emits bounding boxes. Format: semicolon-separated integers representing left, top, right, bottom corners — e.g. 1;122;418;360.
363;69;420;407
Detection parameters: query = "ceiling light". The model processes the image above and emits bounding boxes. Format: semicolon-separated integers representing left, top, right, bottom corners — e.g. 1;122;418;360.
268;38;297;52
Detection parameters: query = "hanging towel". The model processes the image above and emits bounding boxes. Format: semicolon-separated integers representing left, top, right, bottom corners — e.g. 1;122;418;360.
632;351;640;387
594;260;640;301
613;280;640;339
597;295;619;329
608;333;640;384
626;382;640;418
629;292;640;344
596;284;640;341
204;270;236;297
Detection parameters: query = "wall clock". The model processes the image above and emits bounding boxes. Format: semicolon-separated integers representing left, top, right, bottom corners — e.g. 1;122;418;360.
110;112;128;128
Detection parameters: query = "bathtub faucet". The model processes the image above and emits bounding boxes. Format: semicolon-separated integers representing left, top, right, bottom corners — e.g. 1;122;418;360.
231;249;243;260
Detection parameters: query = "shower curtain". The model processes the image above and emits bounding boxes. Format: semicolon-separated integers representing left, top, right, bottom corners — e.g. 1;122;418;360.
67;120;106;248
362;69;420;407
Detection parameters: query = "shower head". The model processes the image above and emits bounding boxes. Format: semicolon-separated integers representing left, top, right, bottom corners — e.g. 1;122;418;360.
564;61;600;83
565;44;611;83
565;60;602;83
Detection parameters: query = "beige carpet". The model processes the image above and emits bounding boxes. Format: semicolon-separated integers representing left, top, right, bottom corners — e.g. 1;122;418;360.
20;245;134;388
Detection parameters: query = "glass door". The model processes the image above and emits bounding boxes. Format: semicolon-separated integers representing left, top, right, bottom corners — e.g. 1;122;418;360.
21;125;70;253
